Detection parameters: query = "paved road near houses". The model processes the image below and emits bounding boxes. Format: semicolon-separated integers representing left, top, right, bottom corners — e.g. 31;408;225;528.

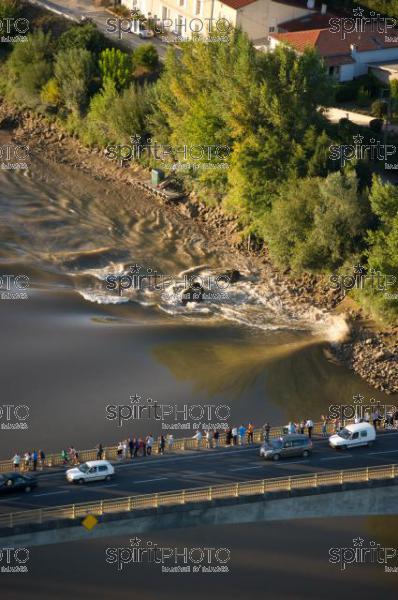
28;0;169;57
1;429;398;514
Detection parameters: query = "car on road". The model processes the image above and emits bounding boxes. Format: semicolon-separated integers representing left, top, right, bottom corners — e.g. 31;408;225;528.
260;434;312;461
0;473;38;494
329;422;376;450
138;29;155;38
66;460;114;484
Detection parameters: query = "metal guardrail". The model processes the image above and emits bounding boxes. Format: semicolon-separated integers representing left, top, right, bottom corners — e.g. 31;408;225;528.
0;421;339;473
0;463;396;530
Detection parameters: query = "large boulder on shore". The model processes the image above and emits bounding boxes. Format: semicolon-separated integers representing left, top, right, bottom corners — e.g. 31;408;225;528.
221;270;241;284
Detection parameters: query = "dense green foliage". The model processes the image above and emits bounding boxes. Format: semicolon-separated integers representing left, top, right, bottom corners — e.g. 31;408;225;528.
1;16;397;324
260;171;370;272
83;80;152;146
133;44;159;70
7;29;52;101
0;0;20;19
99;48;132;91
57;22;108;55
54;48;94;114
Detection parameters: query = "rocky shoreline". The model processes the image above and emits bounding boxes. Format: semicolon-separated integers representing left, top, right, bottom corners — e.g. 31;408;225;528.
1;99;397;395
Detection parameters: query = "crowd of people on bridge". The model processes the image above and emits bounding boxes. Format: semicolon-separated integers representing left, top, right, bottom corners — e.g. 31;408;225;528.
9;410;398;472
11;449;45;472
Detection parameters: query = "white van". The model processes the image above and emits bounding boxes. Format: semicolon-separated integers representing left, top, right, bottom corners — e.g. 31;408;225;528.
66;460;114;484
329;422;376;450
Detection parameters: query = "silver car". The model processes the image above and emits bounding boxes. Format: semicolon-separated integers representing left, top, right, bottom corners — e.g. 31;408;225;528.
260;434;312;461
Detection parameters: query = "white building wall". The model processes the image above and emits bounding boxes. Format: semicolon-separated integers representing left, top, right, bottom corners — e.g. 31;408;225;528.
339;63;355;82
352;47;398;77
123;0;314;40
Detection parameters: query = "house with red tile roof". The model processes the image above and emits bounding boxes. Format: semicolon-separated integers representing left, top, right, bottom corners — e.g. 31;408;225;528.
268;23;398;82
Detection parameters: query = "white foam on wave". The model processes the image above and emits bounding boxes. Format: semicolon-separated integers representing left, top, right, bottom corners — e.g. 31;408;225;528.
73;263;349;339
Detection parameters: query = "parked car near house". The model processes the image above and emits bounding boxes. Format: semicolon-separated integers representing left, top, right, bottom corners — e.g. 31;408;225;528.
138;29;155;38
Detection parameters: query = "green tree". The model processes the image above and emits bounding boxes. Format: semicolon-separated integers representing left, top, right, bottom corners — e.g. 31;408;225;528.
98;48;132;91
262;171;368;273
133;43;159;71
0;0;20;19
40;78;61;108
7;30;52;99
57;23;108;55
54;47;93;114
84;80;153;147
361;177;398;322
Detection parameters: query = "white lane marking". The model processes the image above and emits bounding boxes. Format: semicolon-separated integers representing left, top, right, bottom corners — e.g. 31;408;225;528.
33;490;71;497
77;484;119;490
229;466;263;471
320;455;353;460
133;477;168;484
273;460;310;465
368;450;398;455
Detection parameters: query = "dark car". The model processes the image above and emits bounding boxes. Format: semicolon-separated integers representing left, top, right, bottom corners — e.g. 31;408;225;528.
260;434;312;461
0;473;38;494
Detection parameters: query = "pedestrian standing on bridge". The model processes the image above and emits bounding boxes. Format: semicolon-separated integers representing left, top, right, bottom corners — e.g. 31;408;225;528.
12;453;20;471
299;420;305;434
232;426;238;446
134;437;139;458
225;427;232;446
32;450;38;472
146;435;154;455
167;433;174;451
306;419;314;439
117;441;123;461
122;439;128;459
247;422;254;445
205;429;212;448
39;449;45;470
23;451;31;471
238;424;246;445
159;434;166;455
213;429;219;448
128;438;134;459
97;444;104;460
193;430;203;447
321;418;328;438
263;422;270;443
139;437;146;457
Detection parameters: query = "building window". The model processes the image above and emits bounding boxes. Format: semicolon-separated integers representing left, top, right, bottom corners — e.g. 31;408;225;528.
269;26;275;32
195;0;202;15
179;0;185;6
329;66;341;79
175;15;183;34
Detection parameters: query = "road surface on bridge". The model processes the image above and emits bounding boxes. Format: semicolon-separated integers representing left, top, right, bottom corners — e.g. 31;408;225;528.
1;429;398;514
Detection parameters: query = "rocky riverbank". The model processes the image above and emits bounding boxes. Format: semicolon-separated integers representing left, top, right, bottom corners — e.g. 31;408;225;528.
1;99;397;395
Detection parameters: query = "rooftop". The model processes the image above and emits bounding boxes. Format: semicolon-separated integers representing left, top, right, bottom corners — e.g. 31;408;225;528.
269;25;398;56
220;0;259;8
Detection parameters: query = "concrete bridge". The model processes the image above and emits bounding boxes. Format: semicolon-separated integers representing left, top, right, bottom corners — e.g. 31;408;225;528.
1;464;398;547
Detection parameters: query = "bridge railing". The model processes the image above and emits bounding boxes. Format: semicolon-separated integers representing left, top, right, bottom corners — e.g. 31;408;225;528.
0;463;396;530
0;420;341;474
